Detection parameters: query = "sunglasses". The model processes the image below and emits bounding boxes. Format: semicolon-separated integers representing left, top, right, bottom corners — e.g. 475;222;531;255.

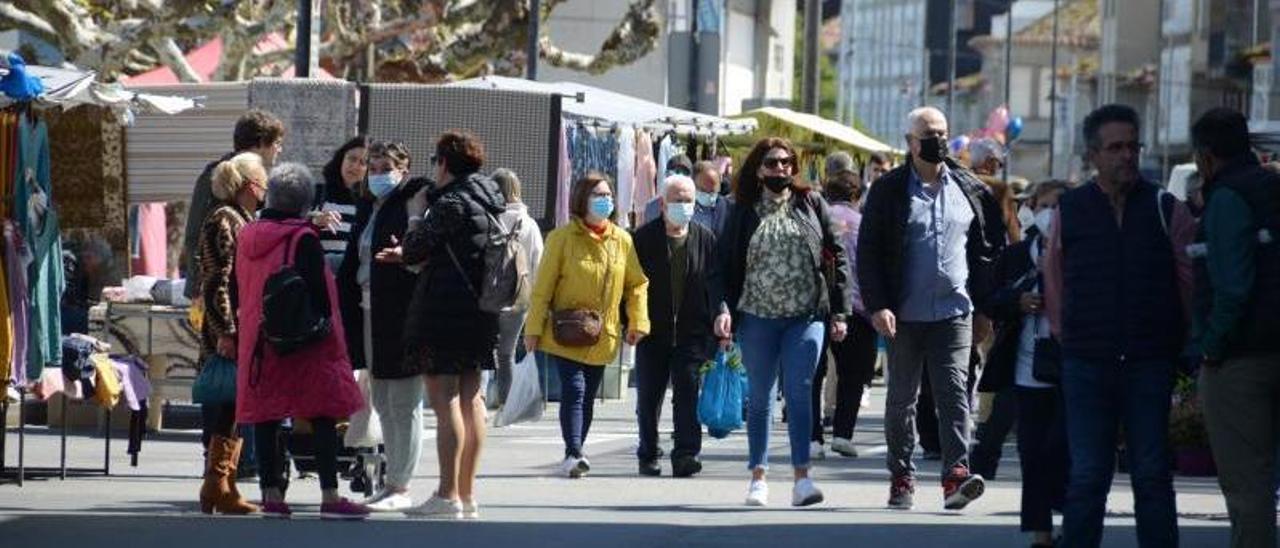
763;157;793;169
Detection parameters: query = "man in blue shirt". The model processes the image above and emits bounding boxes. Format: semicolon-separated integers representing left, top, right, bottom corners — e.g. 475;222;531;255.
858;106;1006;512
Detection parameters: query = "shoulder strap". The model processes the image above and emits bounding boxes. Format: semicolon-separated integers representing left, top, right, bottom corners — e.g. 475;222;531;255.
282;226;309;266
1156;188;1174;237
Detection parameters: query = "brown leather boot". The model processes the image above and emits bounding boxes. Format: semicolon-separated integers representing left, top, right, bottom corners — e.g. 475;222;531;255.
225;437;255;509
199;435;259;515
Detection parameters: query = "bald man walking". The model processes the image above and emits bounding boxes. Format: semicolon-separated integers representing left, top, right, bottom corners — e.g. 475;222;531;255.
858;107;1007;511
632;175;722;478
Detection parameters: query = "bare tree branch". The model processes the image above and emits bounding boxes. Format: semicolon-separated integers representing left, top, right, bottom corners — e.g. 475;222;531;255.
0;3;58;45
149;37;202;82
540;0;660;75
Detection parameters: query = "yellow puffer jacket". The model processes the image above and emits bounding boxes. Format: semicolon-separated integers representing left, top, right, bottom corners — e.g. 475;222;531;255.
526;218;650;366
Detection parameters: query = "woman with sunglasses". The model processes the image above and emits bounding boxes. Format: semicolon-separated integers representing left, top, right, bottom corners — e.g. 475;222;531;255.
713;137;851;508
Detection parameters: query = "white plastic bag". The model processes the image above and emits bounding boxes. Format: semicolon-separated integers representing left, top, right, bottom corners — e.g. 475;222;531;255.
493;352;543;427
344;369;383;447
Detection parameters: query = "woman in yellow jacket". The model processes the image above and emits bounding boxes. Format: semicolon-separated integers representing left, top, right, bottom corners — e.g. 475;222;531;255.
524;172;650;479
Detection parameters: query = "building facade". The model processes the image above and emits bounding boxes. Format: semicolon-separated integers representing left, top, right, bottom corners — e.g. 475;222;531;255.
539;0;795;116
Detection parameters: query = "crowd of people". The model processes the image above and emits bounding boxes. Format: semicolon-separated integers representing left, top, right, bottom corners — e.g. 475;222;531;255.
177;103;1278;548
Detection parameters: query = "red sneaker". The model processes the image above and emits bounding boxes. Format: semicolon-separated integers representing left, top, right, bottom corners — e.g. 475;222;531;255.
887;475;915;510
942;466;985;510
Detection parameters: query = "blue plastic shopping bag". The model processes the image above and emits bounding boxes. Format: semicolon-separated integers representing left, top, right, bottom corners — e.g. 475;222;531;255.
698;344;747;439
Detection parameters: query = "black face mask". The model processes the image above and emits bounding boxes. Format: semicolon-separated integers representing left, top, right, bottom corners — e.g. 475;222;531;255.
917;136;948;164
762;175;791;194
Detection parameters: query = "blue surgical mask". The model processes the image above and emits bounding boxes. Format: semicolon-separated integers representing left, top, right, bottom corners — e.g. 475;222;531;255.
665;202;695;226
696;191;718;208
588;196;614;219
367;173;400;199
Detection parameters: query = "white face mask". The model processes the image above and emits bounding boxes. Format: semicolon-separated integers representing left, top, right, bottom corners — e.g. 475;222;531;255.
1017;205;1035;232
1033;208;1054;236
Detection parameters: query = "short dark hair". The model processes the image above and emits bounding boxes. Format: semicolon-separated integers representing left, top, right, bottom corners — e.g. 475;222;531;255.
1083;104;1140;150
1191;107;1251;159
354;140;413;200
569;172;617;222
868;152;891;166
824;171;863;204
435;130;486;177
233;109;285;152
1031;180;1070;208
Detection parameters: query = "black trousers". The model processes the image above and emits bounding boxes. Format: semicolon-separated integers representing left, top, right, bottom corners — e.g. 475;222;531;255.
635;339;703;461
831;314;879;440
1016;385;1068;533
201;402;237;447
811;337;830;444
254;418;340;491
971;385;1018;479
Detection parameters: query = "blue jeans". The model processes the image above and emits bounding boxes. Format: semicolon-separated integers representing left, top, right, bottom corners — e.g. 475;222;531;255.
739;313;825;471
1060;357;1178;548
551;354;605;459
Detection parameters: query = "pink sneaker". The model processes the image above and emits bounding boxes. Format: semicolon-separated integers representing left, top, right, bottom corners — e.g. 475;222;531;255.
321;498;370;521
261;500;292;519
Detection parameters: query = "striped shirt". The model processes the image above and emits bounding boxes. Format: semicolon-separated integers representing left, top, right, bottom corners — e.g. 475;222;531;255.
318;200;357;265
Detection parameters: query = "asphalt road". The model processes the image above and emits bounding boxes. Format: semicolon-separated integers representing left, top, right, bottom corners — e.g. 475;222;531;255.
0;385;1235;548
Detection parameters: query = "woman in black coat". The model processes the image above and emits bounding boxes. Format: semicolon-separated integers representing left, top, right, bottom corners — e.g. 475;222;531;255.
335;140;427;512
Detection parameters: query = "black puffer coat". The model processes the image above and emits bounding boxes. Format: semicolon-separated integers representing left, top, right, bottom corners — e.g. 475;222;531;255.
401;172;506;364
336;177;427;379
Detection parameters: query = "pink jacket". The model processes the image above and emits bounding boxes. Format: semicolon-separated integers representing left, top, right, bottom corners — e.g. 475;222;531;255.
234;219;363;423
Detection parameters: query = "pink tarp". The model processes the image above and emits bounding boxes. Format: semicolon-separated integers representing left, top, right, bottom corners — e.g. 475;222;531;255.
122;34;335;85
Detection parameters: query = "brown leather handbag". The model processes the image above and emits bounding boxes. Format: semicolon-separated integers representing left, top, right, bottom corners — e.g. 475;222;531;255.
550;245;613;347
551;309;604;347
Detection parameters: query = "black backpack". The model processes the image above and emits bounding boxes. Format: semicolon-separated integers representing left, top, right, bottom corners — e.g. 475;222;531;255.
260;231;331;355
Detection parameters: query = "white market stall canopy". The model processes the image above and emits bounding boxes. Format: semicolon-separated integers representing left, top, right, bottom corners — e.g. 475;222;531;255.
448;76;756;135
734;107;902;157
1;64;200;118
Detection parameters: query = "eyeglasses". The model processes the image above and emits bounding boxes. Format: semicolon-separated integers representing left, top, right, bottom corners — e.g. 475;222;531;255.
763;157;794;169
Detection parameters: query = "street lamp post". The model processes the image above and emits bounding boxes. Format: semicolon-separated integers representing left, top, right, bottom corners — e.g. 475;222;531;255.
527;0;541;80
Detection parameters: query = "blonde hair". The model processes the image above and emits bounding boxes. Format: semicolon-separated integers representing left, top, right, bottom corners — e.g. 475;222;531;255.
211;152;267;203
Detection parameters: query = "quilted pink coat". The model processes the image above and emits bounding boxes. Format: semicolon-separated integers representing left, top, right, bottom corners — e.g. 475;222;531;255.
234;218;363;423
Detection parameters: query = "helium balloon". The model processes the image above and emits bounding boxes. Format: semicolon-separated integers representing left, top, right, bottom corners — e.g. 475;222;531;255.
986;106;1010;137
950;135;971;154
1006;116;1024;142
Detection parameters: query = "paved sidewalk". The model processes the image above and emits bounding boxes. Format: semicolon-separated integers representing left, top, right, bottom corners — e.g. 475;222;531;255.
0;385;1233;547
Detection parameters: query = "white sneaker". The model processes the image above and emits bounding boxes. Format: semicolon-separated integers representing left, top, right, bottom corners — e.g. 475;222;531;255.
810;441;827;460
860;388;871;409
559;456;590;478
462;500;479;520
403;494;462;519
792;478;824;507
829;437;858;458
366;492;414;512
745;479;769;506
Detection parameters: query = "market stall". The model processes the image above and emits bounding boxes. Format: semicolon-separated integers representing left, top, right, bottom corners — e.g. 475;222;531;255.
0;53;198;485
448;76;757;229
728;107;902;184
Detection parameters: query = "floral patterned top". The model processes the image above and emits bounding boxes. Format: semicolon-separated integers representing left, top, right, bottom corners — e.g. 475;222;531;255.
738;194;819;319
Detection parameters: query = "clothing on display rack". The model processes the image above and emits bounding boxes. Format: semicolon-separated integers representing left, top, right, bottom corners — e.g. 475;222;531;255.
633;129;657;217
0;106;67;386
131;203;167;278
615;128;636;229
